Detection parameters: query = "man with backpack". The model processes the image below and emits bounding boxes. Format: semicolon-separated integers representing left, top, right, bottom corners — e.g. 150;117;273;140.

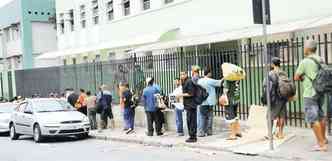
262;57;292;139
197;68;222;137
294;40;329;151
99;85;114;132
121;83;135;134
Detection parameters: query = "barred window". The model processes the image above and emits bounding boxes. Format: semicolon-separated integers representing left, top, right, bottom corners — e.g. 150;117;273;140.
123;0;130;16
143;0;150;10
106;0;114;21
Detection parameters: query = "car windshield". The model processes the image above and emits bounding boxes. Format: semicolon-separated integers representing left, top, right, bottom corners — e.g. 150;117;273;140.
0;103;16;113
34;100;76;113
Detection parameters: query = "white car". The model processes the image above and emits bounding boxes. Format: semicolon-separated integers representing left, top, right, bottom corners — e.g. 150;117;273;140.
0;103;17;134
9;98;90;142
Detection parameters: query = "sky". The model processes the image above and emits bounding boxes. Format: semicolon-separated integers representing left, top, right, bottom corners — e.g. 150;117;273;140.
0;0;12;8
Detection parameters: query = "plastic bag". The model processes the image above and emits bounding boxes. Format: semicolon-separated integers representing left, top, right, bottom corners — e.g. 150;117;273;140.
222;63;246;81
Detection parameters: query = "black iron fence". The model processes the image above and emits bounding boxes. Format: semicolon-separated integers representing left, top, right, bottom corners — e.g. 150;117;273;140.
14;33;332;130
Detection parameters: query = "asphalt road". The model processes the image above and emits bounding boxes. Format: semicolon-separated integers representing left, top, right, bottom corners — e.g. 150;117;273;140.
0;134;293;161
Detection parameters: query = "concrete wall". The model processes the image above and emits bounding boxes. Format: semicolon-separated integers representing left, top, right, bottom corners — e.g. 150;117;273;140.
31;22;57;55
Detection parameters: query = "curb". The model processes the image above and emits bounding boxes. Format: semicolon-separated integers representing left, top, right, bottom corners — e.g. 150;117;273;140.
91;134;234;153
91;133;299;160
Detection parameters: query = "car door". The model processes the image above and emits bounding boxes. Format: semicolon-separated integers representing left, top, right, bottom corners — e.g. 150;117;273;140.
14;102;28;134
22;102;34;135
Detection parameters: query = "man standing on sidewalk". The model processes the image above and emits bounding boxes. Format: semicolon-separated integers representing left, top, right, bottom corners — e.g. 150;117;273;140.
294;40;328;151
143;77;163;136
178;71;198;143
99;85;114;132
85;91;98;130
262;57;289;139
170;78;184;136
197;68;223;137
122;83;135;134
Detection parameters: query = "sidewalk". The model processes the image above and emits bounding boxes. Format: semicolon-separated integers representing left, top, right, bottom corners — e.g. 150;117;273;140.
89;126;332;160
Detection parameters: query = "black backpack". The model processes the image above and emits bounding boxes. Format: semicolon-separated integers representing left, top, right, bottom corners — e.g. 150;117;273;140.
308;57;332;94
193;83;209;105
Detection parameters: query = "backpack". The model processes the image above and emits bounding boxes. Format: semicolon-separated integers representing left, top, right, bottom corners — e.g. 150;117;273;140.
193;83;209;105
277;71;296;98
308;57;332;94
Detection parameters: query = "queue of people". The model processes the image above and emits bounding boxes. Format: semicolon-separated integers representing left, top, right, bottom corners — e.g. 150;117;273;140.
32;39;330;150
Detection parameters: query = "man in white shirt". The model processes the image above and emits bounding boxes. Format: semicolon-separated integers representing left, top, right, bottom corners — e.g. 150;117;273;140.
170;78;184;136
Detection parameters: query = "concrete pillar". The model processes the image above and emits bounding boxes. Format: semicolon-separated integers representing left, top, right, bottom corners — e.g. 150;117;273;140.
114;0;124;18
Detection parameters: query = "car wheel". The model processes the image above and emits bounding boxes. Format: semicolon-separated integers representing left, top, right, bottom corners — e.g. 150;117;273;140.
9;124;19;140
33;124;43;143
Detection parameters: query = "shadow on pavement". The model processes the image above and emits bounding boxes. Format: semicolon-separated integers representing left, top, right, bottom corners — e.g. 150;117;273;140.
15;135;92;143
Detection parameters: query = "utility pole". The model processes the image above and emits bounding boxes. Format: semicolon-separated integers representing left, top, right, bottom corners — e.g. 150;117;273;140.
252;0;273;150
261;0;274;150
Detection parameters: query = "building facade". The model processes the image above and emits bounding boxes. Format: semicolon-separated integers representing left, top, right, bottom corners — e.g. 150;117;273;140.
0;0;57;99
41;0;332;65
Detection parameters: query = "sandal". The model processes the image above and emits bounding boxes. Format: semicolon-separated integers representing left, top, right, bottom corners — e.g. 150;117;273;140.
312;145;328;152
226;137;238;140
236;133;243;138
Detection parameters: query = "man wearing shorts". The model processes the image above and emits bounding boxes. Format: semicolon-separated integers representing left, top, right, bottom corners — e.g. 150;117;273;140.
294;40;328;151
263;57;288;139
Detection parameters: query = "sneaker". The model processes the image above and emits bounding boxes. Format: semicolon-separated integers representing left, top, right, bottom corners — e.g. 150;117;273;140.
126;129;134;135
185;138;197;143
198;133;206;137
123;128;129;131
157;132;164;136
178;133;184;137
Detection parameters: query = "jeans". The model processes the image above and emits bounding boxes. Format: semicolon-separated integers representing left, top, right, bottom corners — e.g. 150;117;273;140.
198;105;213;136
186;107;197;139
197;106;201;131
175;108;184;134
124;107;135;129
88;107;97;130
145;111;162;135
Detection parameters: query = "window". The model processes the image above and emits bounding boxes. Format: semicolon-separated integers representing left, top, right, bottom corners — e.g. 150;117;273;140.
24;103;33;114
165;0;174;4
92;0;99;25
108;52;115;60
95;55;101;62
17;103;27;112
69;10;74;31
83;56;89;63
143;0;150;10
106;0;114;21
72;58;77;65
58;13;65;34
123;0;130;16
80;5;86;28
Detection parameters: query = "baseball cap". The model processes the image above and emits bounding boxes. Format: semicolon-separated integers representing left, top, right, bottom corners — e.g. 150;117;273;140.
304;40;317;49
